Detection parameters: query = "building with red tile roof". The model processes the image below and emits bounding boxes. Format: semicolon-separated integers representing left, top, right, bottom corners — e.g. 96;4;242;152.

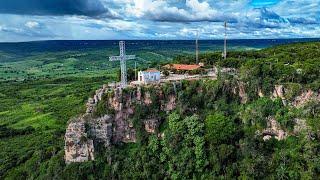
164;64;200;71
144;68;160;73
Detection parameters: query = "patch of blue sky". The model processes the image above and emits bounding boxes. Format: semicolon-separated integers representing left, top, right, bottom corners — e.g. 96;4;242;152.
250;0;280;7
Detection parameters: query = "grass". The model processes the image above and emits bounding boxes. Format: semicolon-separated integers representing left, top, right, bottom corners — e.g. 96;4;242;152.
10;111;55;130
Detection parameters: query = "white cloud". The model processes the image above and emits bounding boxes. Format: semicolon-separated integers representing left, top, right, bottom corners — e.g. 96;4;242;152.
186;0;219;20
1;0;320;41
186;0;215;14
106;19;145;31
154;32;176;39
124;0;190;22
124;0;235;22
25;21;39;28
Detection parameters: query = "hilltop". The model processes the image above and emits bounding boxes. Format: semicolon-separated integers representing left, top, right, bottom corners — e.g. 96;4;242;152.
0;41;319;179
63;41;320;179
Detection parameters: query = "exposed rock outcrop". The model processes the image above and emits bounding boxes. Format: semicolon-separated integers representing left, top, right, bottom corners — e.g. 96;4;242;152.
272;85;319;108
66;81;318;163
86;98;95;114
272;85;287;105
293;118;309;134
162;95;176;112
113;109;136;143
65;83;178;163
258;88;264;98
144;119;159;133
231;81;248;104
292;89;320;107
144;92;153;105
238;81;248;103
64;117;95;164
86;85;108;114
262;117;288;141
88;115;113;147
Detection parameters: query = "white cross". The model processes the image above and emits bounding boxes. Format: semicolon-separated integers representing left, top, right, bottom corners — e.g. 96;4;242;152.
109;41;136;88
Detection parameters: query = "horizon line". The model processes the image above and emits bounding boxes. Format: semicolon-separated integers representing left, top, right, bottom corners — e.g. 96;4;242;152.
1;37;320;43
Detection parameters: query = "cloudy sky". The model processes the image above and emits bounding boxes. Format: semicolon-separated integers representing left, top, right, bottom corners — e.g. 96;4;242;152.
0;0;319;42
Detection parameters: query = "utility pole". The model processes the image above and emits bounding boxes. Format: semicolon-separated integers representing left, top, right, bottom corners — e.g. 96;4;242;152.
223;21;227;60
135;61;137;81
196;31;199;64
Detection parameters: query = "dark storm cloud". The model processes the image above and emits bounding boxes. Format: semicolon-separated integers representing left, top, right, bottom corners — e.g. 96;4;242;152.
0;0;111;17
149;15;238;23
288;17;319;25
144;11;238;23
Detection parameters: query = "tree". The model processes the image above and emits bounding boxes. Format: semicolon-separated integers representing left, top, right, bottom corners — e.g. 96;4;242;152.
117;68;135;81
161;113;207;179
162;69;170;77
205;113;236;145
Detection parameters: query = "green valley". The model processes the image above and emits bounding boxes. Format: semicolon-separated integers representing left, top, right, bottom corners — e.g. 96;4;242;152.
0;41;320;179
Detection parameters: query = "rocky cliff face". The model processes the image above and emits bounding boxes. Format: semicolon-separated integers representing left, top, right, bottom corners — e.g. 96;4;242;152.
65;84;177;163
87;115;113;147
293;89;320;107
236;83;318;141
65;81;318;163
272;85;287;105
64;117;95;164
86;85;109;115
259;86;319;141
272;85;320;107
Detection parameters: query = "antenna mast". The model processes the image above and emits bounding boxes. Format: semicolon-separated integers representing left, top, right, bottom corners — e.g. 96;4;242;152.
135;61;137;81
196;31;199;64
223;21;227;60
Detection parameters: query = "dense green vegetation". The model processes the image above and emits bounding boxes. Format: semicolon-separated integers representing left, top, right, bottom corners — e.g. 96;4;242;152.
0;41;319;179
176;42;320;91
0;76;114;179
57;78;319;179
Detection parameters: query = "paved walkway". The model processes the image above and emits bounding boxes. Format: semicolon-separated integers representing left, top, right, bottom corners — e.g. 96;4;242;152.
160;70;217;82
112;68;223;87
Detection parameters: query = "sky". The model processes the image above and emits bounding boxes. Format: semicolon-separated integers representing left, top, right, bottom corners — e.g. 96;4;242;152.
0;0;319;42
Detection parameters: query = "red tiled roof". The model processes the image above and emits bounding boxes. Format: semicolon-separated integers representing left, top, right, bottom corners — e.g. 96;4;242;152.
165;64;200;71
144;68;160;72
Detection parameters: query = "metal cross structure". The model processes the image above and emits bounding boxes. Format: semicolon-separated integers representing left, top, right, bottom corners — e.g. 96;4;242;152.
109;41;136;88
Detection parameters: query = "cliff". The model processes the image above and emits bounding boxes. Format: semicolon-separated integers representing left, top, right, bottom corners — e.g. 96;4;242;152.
65;80;319;163
64;118;94;164
65;84;177;163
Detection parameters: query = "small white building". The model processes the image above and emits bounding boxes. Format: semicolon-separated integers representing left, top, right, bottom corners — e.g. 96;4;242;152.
138;69;160;84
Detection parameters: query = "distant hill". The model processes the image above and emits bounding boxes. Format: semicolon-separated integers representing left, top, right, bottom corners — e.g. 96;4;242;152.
0;39;319;62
